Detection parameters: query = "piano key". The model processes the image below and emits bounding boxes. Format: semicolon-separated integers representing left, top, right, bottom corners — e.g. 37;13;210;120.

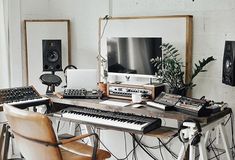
0;97;49;107
55;107;161;133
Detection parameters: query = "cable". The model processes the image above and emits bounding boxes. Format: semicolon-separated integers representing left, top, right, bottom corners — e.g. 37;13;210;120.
97;15;110;82
132;133;178;159
208;151;226;160
192;112;234;160
137;133;177;150
224;113;231;125
158;138;178;159
123;132;129;160
97;15;109;60
56;119;69;134
207;136;216;150
209;138;220;160
131;133;159;160
212;144;220;160
132;135;137;160
159;140;164;160
95;132;142;160
56;117;62;134
203;127;235;160
135;134;160;149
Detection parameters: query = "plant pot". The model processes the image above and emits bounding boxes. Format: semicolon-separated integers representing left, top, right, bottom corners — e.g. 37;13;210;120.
98;82;107;97
169;88;187;96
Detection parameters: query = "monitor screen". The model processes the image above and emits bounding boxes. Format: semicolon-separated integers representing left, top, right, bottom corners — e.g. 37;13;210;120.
107;37;162;76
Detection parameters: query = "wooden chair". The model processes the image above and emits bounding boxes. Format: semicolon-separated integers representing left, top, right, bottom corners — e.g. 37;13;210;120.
3;104;111;160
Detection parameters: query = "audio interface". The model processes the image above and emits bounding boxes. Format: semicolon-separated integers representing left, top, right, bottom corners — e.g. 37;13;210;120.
107;83;165;100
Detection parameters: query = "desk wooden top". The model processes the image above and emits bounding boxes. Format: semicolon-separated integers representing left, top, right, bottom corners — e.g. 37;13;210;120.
49;95;232;125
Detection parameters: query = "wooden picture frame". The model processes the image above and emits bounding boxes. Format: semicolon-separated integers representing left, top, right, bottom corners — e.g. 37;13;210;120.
99;15;193;87
24;19;71;94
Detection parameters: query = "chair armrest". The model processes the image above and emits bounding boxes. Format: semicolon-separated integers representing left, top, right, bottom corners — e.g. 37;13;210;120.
59;133;99;160
59;133;94;144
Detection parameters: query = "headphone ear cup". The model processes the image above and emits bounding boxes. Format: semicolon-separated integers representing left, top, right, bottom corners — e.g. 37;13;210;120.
178;119;202;145
178;128;189;143
63;65;77;74
191;133;202;146
178;122;189;143
63;65;77;88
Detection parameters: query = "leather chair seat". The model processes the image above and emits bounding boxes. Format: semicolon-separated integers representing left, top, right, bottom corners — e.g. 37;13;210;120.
3;104;111;160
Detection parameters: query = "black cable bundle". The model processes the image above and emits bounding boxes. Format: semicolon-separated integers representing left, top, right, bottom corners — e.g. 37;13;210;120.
131;133;159;160
94;131;142;160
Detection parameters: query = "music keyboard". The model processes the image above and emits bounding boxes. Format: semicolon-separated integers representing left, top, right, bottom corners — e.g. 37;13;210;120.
0;97;50;107
54;107;162;133
0;86;50;108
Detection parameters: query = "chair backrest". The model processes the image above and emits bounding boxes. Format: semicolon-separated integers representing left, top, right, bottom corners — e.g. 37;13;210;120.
3;104;63;160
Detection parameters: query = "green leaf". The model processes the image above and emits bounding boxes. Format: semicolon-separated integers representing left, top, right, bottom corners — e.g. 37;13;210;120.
169;47;176;51
172;50;178;54
167;44;173;49
192;56;216;79
151;43;216;94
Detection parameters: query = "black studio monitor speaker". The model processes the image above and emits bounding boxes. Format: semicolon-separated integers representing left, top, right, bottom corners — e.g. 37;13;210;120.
222;41;235;86
42;39;62;72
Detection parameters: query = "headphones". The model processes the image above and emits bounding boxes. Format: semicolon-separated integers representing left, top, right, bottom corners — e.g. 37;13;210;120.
39;73;62;94
40;74;62;86
63;65;77;88
178;119;202;146
64;65;77;74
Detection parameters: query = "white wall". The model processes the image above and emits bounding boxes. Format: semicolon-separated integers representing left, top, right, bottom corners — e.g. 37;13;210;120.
47;0;109;69
7;0;235;159
16;0;235;106
110;1;235;159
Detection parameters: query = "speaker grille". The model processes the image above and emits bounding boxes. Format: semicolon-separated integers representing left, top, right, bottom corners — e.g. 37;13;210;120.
42;40;62;71
222;41;235;86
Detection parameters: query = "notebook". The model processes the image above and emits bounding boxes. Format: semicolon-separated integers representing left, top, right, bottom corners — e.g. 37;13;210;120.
66;69;98;90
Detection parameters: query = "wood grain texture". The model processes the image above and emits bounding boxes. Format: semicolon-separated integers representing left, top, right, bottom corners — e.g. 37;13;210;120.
49;95;231;125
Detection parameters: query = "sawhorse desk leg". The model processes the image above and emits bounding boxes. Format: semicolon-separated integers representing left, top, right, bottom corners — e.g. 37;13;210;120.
177;137;208;160
198;136;208;160
200;120;233;160
218;123;233;160
178;116;232;160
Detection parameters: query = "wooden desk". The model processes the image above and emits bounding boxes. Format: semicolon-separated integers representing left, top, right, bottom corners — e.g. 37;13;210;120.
49;95;232;143
49;96;233;160
49;95;232;125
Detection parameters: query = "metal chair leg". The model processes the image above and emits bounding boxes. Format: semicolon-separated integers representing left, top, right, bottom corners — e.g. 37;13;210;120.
0;123;7;160
3;125;10;160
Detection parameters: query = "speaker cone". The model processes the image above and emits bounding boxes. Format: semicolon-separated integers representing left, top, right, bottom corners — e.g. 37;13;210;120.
47;50;59;62
224;56;232;74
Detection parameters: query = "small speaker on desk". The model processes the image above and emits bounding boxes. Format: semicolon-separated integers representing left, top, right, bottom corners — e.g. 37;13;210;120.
222;41;235;86
42;39;62;72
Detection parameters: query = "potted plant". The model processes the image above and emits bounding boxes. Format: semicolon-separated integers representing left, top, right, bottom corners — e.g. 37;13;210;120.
150;43;216;96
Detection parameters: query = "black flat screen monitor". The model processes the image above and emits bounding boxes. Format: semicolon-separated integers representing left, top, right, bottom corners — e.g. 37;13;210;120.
107;37;162;77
